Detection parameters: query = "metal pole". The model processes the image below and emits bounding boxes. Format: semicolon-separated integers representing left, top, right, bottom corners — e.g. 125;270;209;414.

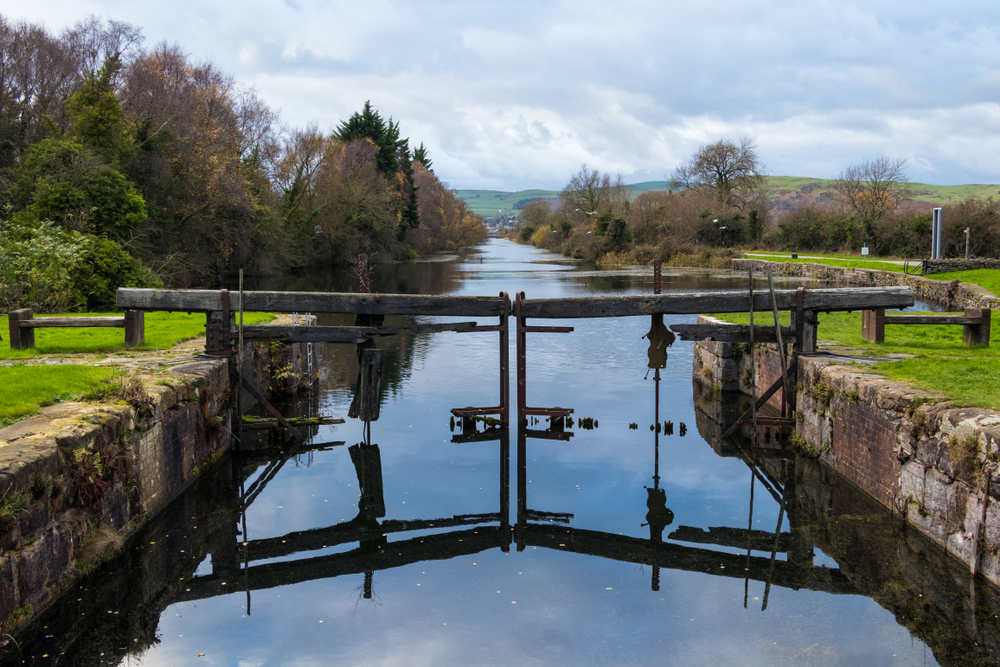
237;270;244;441
766;268;790;417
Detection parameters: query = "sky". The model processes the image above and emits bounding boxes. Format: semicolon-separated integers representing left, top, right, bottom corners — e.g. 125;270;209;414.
3;0;1000;192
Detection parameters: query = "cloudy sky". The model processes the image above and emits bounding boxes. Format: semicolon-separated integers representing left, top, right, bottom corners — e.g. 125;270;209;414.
3;0;1000;191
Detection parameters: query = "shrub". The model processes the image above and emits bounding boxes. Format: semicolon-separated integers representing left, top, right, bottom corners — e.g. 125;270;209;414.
0;218;161;312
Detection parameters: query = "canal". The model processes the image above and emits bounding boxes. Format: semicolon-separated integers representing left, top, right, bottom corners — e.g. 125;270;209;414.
4;239;997;666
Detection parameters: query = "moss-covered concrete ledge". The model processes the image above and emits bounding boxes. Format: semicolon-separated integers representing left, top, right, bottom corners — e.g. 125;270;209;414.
732;258;1000;310
693;328;1000;588
0;331;310;636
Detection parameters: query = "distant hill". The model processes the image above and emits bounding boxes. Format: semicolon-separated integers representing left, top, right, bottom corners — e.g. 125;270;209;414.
456;178;1000;217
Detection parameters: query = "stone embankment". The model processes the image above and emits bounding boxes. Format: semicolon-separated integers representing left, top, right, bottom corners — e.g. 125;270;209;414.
0;330;311;635
924;258;1000;274
693;259;1000;587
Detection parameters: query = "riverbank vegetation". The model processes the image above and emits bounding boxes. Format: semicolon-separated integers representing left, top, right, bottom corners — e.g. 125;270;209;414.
510;143;1000;274
0;15;485;315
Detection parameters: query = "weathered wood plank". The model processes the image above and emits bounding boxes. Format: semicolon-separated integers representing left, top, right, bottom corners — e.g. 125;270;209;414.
348;349;383;422
670;323;797;343
518;286;914;318
884;315;980;325
239;322;478;343
21;317;125;327
117;288;506;316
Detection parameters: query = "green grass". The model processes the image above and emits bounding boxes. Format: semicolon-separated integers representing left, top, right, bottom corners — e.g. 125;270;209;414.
0;310;275;426
0;311;274;360
924;269;1000;296
711;309;1000;410
0;364;120;422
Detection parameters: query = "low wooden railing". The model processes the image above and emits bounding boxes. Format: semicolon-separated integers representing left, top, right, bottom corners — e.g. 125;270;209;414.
862;308;991;347
7;308;145;349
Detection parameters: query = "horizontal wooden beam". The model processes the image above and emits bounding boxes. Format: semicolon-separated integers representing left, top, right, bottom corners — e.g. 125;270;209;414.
117;288;506;317
884;315;980;325
670;323;797;343
21;317;125;327
518;286;914;319
239;322;479;343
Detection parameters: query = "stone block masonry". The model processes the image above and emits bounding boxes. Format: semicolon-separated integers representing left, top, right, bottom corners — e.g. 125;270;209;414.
693;325;1000;588
0;337;311;635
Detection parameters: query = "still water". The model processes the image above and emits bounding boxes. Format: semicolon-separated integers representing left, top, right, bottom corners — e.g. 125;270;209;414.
5;239;999;666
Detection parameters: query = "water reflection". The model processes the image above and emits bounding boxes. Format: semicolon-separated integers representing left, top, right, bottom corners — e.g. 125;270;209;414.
3;240;997;666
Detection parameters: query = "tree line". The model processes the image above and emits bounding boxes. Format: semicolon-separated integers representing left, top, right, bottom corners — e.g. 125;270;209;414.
517;139;999;264
0;15;486;312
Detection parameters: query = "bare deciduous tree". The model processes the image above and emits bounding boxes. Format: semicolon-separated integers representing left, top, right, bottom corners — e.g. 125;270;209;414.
669;136;767;210
560;165;632;222
832;156;911;226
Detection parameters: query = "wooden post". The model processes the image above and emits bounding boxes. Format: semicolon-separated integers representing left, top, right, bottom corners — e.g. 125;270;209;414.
124;310;145;346
801;311;818;353
348;348;384;422
8;309;34;350
862;308;885;343
964;308;991;348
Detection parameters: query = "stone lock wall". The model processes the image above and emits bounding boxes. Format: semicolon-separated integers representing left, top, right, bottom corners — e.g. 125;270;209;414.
694;326;1000;587
0;338;310;634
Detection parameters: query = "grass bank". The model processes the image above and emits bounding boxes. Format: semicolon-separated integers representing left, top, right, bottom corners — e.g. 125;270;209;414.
0;311;274;426
710;309;1000;410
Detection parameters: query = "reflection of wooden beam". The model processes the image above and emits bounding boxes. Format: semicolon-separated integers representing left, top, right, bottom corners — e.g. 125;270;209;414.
669;525;792;553
517;524;856;595
177;527;507;602
244;514;502;561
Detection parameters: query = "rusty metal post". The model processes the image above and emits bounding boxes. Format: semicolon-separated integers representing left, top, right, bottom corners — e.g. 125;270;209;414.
500;291;510;423
516;291;527;419
653;259;662;295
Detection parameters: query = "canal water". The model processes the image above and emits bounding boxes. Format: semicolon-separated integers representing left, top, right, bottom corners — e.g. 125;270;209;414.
4;239;998;666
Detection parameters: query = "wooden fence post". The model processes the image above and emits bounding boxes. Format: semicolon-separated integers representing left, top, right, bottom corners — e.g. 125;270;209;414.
348;348;384;422
124;310;145;346
8;309;34;350
862;308;885;343
964;308;991;348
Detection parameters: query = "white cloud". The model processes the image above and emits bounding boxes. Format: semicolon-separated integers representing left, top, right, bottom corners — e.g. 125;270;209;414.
2;0;999;189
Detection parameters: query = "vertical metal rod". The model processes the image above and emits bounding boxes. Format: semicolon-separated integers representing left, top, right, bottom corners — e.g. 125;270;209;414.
500;427;511;550
241;476;250;615
236;274;243;446
516;292;527;419
765;267;789;417
744;470;755;609
500;292;510;424
653;259;662;295
654;369;660;488
761;504;785;611
748;268;756;429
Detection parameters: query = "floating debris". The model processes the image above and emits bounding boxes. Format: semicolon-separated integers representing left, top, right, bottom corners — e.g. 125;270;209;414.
679;422;687;436
665;421;673;435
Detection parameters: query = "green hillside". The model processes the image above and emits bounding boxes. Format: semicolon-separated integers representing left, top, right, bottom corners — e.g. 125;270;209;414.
457;177;1000;217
